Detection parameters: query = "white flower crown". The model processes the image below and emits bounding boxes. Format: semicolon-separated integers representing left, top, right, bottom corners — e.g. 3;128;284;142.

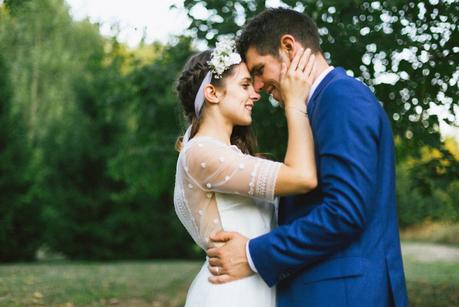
208;37;242;79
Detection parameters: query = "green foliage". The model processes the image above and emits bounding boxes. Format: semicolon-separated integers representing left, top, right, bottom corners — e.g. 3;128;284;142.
0;0;458;261
397;146;459;227
0;0;199;260
182;0;459;157
0;40;42;261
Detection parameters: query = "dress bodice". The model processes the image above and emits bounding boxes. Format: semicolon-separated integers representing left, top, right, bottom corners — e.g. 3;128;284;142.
215;193;275;239
174;136;281;250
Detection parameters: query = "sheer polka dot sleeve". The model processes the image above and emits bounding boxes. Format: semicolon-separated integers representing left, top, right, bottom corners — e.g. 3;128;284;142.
184;138;281;201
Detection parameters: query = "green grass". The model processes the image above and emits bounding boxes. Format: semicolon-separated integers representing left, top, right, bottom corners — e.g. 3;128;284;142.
0;245;458;306
404;259;459;307
0;260;201;306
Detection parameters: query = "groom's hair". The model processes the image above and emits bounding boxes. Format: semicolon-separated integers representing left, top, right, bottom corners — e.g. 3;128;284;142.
237;8;322;60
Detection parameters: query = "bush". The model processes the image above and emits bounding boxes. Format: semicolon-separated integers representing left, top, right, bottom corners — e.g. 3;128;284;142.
397;146;459;228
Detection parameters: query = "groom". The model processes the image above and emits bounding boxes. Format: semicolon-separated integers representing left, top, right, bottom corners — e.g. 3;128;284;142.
207;8;408;307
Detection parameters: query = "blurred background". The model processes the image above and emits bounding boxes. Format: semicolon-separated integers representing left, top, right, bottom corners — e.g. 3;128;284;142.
0;0;458;306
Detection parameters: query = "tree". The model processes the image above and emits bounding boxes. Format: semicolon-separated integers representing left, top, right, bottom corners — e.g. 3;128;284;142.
0;11;42;260
180;0;459;158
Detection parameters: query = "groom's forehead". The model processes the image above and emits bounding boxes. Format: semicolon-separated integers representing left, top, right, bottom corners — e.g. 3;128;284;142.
245;47;265;70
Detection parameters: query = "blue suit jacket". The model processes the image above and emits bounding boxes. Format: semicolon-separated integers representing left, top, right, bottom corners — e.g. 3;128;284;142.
249;68;408;307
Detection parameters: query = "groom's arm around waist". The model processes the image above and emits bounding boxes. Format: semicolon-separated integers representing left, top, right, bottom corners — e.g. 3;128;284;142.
249;78;383;287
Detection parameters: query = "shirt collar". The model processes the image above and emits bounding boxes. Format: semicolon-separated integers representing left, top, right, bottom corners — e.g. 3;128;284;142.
307;66;334;102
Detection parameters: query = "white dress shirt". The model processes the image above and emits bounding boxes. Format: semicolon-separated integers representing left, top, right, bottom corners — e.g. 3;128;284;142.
246;66;335;273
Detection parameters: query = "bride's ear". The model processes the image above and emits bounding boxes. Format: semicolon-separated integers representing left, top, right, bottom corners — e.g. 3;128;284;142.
204;84;220;104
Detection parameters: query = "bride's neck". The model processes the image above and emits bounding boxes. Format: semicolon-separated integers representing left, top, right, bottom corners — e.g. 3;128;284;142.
194;112;232;145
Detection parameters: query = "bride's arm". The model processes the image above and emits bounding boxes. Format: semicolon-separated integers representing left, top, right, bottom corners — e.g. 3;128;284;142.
275;48;317;196
184;50;317;201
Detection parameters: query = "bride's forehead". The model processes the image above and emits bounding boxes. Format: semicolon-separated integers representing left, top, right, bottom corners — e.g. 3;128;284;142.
229;63;250;80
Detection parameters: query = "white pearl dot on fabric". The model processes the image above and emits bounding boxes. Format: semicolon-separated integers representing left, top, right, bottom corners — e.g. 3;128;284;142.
206;183;212;189
198;209;204;216
249;182;254;187
188;184;193;189
201;162;207;168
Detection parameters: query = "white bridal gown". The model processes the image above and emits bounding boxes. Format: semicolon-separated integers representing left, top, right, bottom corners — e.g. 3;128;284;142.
174;136;281;307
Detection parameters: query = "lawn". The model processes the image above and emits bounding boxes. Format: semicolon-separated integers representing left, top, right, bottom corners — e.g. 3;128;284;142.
0;243;458;306
0;261;201;306
405;264;459;307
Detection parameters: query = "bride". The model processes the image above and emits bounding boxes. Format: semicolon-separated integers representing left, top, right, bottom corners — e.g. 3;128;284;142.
174;38;316;307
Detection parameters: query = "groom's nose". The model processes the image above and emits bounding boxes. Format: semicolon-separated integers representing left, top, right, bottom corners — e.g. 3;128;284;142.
253;77;264;93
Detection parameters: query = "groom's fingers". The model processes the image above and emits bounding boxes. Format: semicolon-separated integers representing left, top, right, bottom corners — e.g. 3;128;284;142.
208;274;234;284
207;265;225;276
208;256;222;267
210;231;234;242
207;247;220;258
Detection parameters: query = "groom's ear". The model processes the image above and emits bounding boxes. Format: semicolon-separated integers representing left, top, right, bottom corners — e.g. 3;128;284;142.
204;84;221;104
279;34;298;61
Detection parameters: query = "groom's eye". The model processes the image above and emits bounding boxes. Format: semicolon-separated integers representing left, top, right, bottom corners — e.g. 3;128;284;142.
252;65;264;77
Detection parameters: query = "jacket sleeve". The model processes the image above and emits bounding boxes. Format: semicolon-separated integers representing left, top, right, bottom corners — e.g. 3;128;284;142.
249;78;381;287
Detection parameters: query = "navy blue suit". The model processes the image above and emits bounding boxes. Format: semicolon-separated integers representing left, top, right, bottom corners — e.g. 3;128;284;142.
249;68;408;307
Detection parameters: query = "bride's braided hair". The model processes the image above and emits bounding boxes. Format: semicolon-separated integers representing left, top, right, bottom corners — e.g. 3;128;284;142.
176;50;258;155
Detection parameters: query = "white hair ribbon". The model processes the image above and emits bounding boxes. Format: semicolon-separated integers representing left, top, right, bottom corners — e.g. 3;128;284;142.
182;71;212;146
194;71;212;117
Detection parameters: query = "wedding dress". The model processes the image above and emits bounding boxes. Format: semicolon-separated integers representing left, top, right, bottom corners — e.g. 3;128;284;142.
174;136;281;307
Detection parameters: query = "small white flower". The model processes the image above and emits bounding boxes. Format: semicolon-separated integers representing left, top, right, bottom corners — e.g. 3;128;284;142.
208;36;242;78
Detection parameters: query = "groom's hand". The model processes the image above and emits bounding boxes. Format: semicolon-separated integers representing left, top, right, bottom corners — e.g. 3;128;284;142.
206;231;254;284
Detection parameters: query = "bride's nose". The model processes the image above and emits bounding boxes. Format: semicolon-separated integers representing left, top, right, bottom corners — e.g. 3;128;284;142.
250;87;261;102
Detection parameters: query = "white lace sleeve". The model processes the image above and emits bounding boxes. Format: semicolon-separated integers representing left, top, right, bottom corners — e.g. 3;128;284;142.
184;138;282;201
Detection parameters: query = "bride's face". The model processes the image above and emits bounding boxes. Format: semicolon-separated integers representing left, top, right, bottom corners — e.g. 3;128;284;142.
218;63;260;126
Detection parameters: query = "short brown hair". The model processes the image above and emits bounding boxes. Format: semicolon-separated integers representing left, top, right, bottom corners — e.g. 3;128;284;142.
237;8;322;60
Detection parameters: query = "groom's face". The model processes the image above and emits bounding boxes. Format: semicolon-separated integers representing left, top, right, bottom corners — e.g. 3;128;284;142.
245;46;284;103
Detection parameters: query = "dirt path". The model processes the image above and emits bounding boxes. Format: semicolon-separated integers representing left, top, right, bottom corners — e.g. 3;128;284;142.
401;241;459;263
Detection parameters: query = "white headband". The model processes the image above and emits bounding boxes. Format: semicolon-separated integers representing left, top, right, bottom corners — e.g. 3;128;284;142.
194;71;212;118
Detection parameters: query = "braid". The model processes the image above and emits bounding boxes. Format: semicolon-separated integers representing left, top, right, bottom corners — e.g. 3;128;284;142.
176;59;210;123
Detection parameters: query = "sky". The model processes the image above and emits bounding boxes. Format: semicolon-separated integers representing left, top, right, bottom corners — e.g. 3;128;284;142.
65;0;458;142
65;0;191;47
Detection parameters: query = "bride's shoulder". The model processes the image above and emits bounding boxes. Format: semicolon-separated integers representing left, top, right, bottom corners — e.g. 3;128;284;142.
184;136;238;153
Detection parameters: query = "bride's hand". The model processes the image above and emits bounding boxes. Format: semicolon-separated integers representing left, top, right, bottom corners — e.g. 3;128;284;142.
279;48;316;110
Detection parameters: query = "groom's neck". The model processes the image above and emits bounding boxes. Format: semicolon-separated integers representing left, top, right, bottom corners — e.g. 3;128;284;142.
311;53;331;83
